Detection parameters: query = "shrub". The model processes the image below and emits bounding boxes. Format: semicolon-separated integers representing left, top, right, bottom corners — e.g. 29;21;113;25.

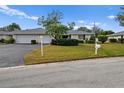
4;37;15;44
118;38;124;43
109;39;117;43
0;38;4;43
31;40;37;44
51;39;79;46
98;35;108;43
51;39;58;45
86;35;95;44
78;40;84;44
90;35;95;41
86;40;95;44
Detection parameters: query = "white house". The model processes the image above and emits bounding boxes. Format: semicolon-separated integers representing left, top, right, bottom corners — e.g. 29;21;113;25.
0;28;94;44
108;31;124;40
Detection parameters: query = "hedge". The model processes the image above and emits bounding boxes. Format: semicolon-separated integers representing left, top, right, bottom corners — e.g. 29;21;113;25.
109;39;117;43
51;39;79;46
118;38;124;43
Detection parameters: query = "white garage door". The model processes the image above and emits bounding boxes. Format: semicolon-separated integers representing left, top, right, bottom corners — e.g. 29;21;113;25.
16;35;52;44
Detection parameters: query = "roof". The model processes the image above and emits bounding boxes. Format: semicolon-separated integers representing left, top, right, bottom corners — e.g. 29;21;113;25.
0;28;94;35
0;28;46;35
109;31;124;36
67;30;94;35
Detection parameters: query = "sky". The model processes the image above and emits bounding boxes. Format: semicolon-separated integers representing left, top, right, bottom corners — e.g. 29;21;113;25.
0;5;123;32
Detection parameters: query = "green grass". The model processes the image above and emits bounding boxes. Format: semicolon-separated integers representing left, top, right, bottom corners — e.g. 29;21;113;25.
24;44;124;65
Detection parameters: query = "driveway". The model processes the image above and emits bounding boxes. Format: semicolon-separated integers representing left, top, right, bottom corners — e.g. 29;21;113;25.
0;44;39;68
0;57;124;87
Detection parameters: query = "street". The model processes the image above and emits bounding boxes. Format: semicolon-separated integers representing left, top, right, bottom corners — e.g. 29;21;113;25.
0;57;124;87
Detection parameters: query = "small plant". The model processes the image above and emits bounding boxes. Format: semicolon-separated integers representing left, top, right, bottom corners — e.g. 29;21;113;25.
31;40;37;44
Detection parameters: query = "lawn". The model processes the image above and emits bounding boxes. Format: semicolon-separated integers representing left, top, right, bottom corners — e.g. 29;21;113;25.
24;44;124;65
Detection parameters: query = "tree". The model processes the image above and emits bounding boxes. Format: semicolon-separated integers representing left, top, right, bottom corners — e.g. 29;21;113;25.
103;30;115;35
8;23;21;31
77;27;91;32
46;24;69;39
38;10;75;40
0;23;21;31
116;6;124;26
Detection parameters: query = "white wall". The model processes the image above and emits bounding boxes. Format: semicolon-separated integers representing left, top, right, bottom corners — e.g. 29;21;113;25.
71;34;91;40
85;35;91;40
71;35;79;39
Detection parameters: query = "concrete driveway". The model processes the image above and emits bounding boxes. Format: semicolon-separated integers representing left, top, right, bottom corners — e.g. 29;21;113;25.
0;44;39;68
0;57;124;87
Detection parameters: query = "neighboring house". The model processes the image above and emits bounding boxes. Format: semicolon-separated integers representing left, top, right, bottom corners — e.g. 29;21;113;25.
108;31;124;40
0;28;94;44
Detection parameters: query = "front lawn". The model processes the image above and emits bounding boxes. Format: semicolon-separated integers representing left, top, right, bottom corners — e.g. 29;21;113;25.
24;44;124;65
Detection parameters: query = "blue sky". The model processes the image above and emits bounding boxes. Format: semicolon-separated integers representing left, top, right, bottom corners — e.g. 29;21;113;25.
0;5;123;32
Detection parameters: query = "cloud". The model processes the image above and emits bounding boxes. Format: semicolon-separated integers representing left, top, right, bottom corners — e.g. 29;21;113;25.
0;5;38;21
77;20;85;24
90;22;101;26
107;15;116;19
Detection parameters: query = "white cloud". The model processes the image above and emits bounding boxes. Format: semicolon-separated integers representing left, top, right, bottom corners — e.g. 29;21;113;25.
77;20;85;24
90;22;101;26
107;15;116;19
0;5;38;21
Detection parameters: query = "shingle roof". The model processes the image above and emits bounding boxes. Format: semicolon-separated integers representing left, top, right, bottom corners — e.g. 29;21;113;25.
67;30;94;35
0;28;94;35
110;31;124;36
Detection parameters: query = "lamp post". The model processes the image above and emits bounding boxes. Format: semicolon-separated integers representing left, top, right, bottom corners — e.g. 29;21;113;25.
40;36;44;56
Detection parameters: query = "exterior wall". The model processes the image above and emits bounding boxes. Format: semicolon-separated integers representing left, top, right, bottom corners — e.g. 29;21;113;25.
0;35;3;39
71;35;79;39
71;34;91;40
85;35;91;40
108;36;122;41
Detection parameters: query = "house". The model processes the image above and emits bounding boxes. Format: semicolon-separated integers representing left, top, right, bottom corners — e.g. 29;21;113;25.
0;28;94;44
108;31;124;40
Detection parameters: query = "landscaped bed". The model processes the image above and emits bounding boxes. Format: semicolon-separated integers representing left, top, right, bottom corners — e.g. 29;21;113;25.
24;44;124;65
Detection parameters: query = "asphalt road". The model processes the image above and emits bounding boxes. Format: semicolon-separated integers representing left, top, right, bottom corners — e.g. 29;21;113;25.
0;44;39;68
0;57;124;88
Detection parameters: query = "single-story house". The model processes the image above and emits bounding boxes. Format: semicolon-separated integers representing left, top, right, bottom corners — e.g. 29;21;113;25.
0;28;94;44
108;31;124;40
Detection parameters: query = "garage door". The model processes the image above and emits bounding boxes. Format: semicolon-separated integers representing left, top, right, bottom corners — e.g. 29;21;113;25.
16;35;52;44
16;35;38;43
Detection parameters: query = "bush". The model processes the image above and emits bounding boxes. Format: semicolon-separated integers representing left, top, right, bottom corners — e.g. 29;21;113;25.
78;40;84;44
118;38;124;43
90;35;95;41
98;35;108;43
31;40;37;44
109;39;117;43
51;39;79;46
86;40;95;44
51;39;58;45
0;38;4;43
86;35;95;44
4;37;15;44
